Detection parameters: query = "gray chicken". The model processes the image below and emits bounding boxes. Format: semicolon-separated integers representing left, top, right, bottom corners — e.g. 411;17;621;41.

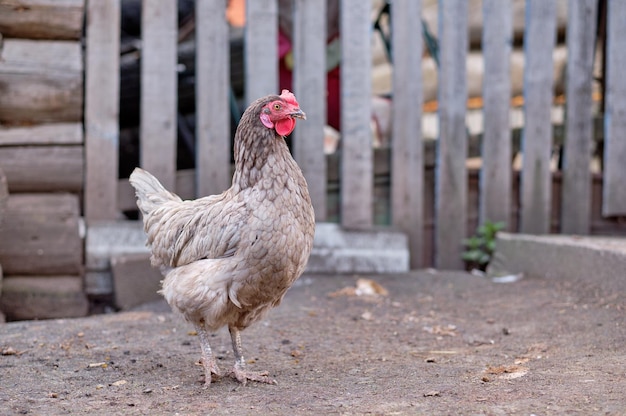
129;90;315;386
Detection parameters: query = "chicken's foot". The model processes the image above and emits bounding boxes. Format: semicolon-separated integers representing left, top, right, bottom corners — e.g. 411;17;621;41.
227;325;276;385
197;325;221;387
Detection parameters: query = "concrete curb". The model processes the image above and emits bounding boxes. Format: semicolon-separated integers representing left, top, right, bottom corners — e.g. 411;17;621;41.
86;221;409;301
492;232;626;293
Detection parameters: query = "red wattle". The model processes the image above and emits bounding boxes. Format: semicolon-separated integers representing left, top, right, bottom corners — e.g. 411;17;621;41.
275;118;296;136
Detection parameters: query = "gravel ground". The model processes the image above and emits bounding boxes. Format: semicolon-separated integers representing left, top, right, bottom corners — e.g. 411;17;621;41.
1;270;625;415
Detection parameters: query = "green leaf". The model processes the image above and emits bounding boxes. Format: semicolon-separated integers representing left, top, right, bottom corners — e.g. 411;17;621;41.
462;237;481;249
462;250;483;262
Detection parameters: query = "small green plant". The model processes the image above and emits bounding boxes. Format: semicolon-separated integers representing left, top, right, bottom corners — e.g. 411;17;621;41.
462;221;506;271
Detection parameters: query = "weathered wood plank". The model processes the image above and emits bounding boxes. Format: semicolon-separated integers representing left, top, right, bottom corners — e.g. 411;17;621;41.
245;0;278;104
0;167;8;225
195;0;231;197
0;123;82;145
391;0;424;268
341;0;372;229
520;0;556;234
0;276;88;321
85;0;120;222
0;38;82;71
480;0;512;228
0;194;83;275
0;0;84;40
561;0;598;232
0;39;82;124
0;146;83;192
140;0;178;190
435;0;468;269
293;0;327;222
603;0;626;216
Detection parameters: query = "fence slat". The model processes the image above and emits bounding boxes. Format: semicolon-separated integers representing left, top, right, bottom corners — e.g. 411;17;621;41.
84;0;120;222
292;0;327;222
519;0;556;234
341;0;372;228
435;0;468;269
195;0;230;197
140;0;177;191
603;0;626;216
480;0;512;228
391;0;423;268
245;0;277;104
561;0;598;233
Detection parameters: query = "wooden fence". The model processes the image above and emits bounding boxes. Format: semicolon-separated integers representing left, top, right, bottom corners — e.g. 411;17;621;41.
85;0;626;270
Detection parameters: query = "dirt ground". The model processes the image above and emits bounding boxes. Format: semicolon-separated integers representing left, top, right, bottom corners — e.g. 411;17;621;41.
1;270;625;415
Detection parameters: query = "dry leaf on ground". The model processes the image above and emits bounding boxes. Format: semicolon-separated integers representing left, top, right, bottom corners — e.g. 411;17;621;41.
422;324;458;337
328;278;389;298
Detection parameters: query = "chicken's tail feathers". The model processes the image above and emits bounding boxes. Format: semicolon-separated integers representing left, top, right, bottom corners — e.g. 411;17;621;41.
129;167;182;215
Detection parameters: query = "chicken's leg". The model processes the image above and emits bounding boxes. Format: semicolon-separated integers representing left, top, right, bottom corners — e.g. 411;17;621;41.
227;325;276;385
197;325;221;386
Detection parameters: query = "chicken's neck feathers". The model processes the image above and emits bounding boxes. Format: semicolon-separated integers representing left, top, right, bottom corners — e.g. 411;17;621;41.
231;116;300;194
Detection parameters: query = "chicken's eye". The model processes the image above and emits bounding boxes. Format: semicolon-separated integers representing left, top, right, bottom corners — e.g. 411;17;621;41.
273;103;281;111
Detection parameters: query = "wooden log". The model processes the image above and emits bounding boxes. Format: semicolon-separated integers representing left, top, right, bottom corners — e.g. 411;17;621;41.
0;276;88;321
0;39;83;124
0;194;83;275
0;0;84;40
0;122;82;145
0;146;83;192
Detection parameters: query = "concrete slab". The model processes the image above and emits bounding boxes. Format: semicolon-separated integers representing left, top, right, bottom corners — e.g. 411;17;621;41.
0;276;88;320
110;253;163;310
84;271;114;296
86;221;409;296
86;221;149;272
491;232;626;293
307;223;409;274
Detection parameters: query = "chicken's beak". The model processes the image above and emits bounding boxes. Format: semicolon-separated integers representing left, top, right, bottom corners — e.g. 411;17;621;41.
290;109;307;120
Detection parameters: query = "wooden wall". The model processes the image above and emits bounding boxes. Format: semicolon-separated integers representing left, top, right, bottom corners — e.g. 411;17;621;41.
0;0;87;321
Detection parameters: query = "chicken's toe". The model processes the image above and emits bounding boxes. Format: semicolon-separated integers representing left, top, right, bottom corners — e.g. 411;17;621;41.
199;356;222;387
227;325;277;385
228;363;276;386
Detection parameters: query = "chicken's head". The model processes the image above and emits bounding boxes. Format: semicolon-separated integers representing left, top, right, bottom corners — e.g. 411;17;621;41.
259;89;306;136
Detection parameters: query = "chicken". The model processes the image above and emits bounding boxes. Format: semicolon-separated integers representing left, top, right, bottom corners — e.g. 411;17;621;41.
129;90;315;386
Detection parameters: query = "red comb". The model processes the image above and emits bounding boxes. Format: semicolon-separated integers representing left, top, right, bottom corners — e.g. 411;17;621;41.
280;89;299;106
